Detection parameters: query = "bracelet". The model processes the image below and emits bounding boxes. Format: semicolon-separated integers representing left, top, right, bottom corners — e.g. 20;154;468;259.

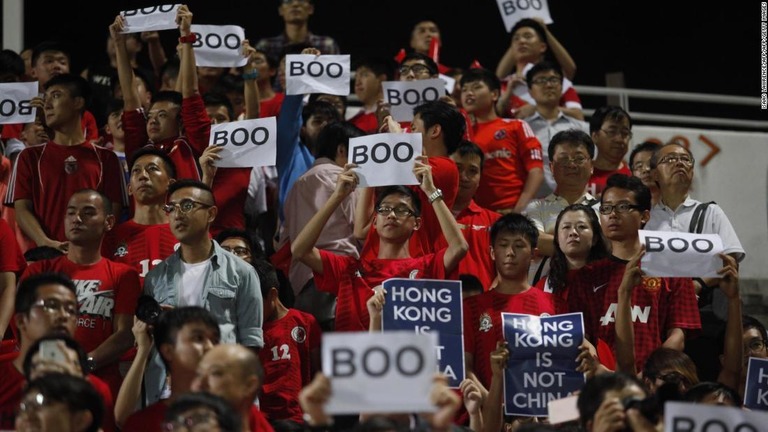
427;188;443;204
178;33;197;44
242;70;260;80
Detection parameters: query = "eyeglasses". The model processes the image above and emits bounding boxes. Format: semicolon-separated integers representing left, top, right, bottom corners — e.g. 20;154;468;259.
222;246;251;257
658;154;695;167
163;411;217;431
745;339;767;354
598;203;643;215
554;155;589;166
398;64;431;76
162;199;213;215
31;298;78;317
600;127;633;140
531;76;562;86
376;206;415;218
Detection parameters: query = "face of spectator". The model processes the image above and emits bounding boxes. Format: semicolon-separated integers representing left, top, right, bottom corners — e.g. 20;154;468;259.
220;237;252;264
166;187;217;244
205;104;231;125
550;142;592;192
592;117;632;166
491;232;533;280
146;100;181;142
65;191;113;245
32;50;70;87
278;0;314;25
743;327;768;363
511;26;547;63
225;91;245;119
589;384;647;431
316;94;346;119
163;406;222;432
557;210;595;263
105;109;124;142
631;150;656;190
374;193;421;243
651;145;694;190
250;51;274;85
129;154;174;205
15;391;85;432
43;84;81;129
410;21;440;54
460;80;497;115
16;284;78;344
450;151;482;202
192;346;254;408
528;70;562;106
599;188;648;243
161;321;219;375
302;113;332;153
399;59;433;81
20;122;49;146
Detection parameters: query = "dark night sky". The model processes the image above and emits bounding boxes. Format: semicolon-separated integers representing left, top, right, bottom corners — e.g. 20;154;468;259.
5;0;765;124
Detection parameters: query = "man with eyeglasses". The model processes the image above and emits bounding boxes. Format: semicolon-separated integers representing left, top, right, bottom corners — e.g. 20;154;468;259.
21;189;141;397
522;61;589;197
587;105;634;199
628;141;662;207
15;373;104;432
398;52;439;82
568;174;700;373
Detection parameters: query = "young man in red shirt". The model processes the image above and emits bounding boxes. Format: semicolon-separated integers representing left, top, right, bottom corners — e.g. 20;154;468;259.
349;58;392;134
586;106;633;199
293;159;468;332
460;68;543;213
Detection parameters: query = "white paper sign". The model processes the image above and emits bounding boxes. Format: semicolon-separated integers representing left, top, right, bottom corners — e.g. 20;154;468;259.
664;401;768;431
639;230;724;278
190;24;248;68
323;331;437;414
209;117;276;168
121;4;180;33
439;74;456;95
348;133;422;188
0;82;38;124
495;0;553;32
285;54;351;96
381;79;444;122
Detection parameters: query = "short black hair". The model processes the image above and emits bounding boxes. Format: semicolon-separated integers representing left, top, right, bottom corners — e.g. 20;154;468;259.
589;105;632;134
354;57;396;81
413;100;466;155
301;99;342;127
602;173;652;213
129;146;178;180
44;73;92;110
314;121;365;161
0;49;25;80
165;392;242;432
629;141;663;169
215;228;265;260
400;52;438;76
15;273;76;315
203;91;235;122
510;18;548;45
577;372;646;429
452;140;485;168
150;90;183;107
648;142;695;170
490;213;539;248
459;274;484;295
168;179;216;206
70;188;113;216
742;314;768;340
459;67;501;93
684;381;741;407
252;259;280;300
525;60;563;88
25;373;104;432
548;129;595;162
23;334;88;380
375;186;422;218
153;307;220;371
31;41;71;66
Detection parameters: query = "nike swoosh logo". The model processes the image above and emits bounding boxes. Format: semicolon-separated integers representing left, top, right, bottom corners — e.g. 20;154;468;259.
593;283;608;293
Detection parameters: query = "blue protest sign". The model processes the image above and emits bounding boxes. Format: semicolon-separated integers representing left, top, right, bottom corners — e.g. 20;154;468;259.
381;278;464;388
502;312;585;417
744;357;768;410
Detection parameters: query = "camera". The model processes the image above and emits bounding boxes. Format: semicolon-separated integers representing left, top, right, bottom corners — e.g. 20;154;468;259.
621;395;660;425
135;295;162;325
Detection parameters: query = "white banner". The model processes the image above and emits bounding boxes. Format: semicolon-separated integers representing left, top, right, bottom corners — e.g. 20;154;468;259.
495;0;553;32
190;24;248;68
382;79;444;122
209;117;276;168
439;74;456;95
285;54;351;96
0;82;38;124
322;331;437;414
664;401;768;431
348;133;421;188
639;230;724;278
121;4;180;33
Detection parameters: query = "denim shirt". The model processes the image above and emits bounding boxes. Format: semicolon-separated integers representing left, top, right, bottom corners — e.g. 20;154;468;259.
142;240;264;404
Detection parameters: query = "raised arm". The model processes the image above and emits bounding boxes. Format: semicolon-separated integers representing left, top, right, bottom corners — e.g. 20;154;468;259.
110;15;141;112
482;341;509;432
615;248;643;375
716;253;743;389
177;5;199;99
114;317;153;427
242;40;261;120
141;31;168;80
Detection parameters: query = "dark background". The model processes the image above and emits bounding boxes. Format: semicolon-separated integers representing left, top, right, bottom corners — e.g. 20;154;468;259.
4;0;766;125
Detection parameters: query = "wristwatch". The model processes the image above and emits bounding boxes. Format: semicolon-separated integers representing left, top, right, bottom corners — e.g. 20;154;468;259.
427;188;443;204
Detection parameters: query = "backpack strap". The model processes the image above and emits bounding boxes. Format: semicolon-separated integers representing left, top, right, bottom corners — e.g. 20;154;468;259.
689;201;716;234
532;256;549;286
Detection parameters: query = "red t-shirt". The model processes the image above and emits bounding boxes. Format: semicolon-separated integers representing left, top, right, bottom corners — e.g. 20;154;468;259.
314;248;447;332
567;257;701;371
122;400;168;431
22;256;142;395
463;288;555;389
260;92;285;119
445;200;499;290
471;118;543;211
249;405;275;432
102;220;178;281
586;164;632;198
259;309;321;423
211;168;251;236
5;141;128;243
349;110;379;134
0;218;25;274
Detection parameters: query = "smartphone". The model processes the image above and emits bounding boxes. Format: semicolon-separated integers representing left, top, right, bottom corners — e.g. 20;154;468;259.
39;340;67;364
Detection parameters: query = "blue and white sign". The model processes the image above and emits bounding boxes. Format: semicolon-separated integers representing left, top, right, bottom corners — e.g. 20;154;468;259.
744;357;768;410
382;278;464;388
502;312;585;417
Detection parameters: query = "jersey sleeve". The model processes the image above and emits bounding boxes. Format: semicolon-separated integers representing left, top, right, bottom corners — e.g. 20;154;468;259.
114;264;142;315
313;250;354;295
122;109;149;158
180;94;211;157
6;147;34;205
100;149;129;207
0;219;25;273
514;121;544;172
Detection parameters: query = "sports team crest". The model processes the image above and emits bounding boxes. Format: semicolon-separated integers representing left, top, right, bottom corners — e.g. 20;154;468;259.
114;243;128;258
642;277;662;293
64;155;78;174
479;312;492;332
494;129;507;140
291;326;307;343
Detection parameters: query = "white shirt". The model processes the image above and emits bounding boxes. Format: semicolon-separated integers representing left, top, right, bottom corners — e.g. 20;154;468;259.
179;259;211;306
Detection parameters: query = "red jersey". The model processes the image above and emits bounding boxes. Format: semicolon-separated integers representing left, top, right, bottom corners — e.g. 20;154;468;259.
471;118;543;211
567;257;701;371
4;141;128;243
586;164;631;198
0;218;25;274
260;92;285;119
102;220;178;281
211;168;251;236
122;400;167;432
259;309;321;423
349;110;379;134
445;200;499;290
0;111;98;143
249;405;275;432
315;248;447;332
463;288;555;388
22;256;142;395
